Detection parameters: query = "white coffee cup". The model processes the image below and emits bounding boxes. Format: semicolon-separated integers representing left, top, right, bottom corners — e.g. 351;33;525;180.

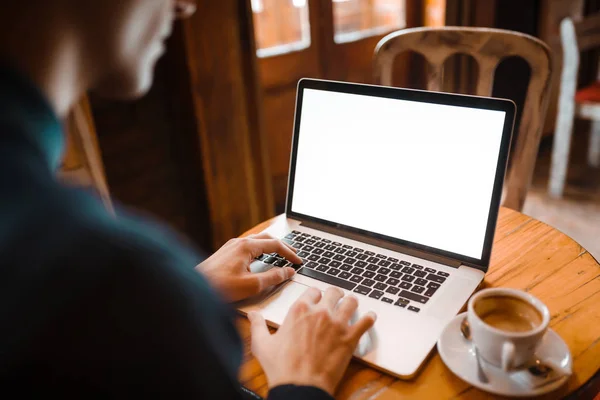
467;288;570;375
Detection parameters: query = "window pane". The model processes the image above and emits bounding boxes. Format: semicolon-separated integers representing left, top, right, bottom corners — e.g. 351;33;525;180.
333;0;406;44
252;0;311;58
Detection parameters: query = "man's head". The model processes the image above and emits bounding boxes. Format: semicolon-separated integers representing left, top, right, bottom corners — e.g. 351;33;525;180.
73;0;196;99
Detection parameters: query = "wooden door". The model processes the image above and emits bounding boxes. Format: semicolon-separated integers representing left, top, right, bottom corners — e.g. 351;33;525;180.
251;0;424;211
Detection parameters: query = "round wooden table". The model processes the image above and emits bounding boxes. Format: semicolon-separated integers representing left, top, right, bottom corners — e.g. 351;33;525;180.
237;207;600;399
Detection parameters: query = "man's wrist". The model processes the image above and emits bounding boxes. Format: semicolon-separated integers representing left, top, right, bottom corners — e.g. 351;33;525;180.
268;376;334;396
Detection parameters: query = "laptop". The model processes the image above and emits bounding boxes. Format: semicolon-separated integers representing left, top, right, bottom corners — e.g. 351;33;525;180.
238;78;516;378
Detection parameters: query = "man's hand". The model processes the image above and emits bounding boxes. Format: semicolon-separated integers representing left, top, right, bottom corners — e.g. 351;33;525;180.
248;287;377;396
197;233;303;302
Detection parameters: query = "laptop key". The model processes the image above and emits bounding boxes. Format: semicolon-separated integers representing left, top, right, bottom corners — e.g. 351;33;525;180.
316;265;329;272
413;270;427;278
300;233;310;237
415;278;428;286
390;263;401;271
295;236;306;242
346;251;358;258
362;271;375;278
381;297;394;304
311;235;321;240
399;261;411;266
298;267;357;291
438;271;450;277
322;239;331;243
340;264;352;271
351;267;365;275
374;282;387;291
355;260;367;268
376;254;387;259
325;245;336;251
408;306;420;313
427;282;441;289
399;282;412;290
401;266;415;274
319;257;332;265
426;274;446;283
378;260;391;267
302;245;314;252
362;279;376;287
353;285;371;295
378;267;391;275
412;264;424;270
333;242;342;246
369;290;384;300
386;278;400;286
424;287;438;297
327;268;341;276
274;259;288;267
323;251;335;258
388;257;399;263
333;254;345;262
343;244;353;249
305;239;316;246
297;251;310;259
284;233;296;240
365;251;375;256
264;256;277;264
374;274;387;282
314;242;325;248
398;290;429;304
282;238;294;245
329;260;342;268
344;258;357;265
394;298;409;308
339;271;352;280
292;230;300;234
401;275;415;282
367;256;379;263
313;248;324;255
353;247;364;252
386;286;400;295
390;271;402;279
350;275;363;283
425;267;436;273
334;248;346;254
306;261;318;269
411;285;426;294
366;263;378;272
356;253;368;260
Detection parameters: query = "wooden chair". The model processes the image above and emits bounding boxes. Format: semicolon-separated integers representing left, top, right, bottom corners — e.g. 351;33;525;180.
548;13;600;198
373;27;553;211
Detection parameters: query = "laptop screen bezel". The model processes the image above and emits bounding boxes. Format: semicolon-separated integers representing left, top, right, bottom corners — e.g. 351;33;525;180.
285;78;516;272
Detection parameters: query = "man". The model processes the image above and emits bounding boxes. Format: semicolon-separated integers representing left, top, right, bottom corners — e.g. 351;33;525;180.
0;1;376;398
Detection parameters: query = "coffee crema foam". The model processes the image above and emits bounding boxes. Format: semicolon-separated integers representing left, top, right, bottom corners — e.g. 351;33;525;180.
474;295;543;333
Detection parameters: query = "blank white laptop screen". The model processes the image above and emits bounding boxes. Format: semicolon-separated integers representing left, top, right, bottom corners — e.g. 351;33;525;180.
290;88;507;260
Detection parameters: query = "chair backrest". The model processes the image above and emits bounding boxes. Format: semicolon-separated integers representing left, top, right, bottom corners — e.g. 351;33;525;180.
373;27;553;211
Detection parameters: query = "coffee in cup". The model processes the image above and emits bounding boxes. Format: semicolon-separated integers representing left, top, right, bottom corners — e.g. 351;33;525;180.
474;295;543;333
467;288;552;371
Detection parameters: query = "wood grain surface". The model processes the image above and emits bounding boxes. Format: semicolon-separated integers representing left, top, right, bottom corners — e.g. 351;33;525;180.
238;207;600;399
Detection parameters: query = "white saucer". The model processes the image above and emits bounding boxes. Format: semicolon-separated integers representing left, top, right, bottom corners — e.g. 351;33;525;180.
437;312;572;397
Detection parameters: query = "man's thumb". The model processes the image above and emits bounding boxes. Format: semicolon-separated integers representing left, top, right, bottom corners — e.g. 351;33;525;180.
248;311;270;349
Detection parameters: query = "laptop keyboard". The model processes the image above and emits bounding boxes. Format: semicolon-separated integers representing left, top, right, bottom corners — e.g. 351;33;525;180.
256;231;451;313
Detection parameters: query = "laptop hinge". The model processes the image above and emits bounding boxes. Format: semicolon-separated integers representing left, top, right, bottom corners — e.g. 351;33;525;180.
301;220;462;269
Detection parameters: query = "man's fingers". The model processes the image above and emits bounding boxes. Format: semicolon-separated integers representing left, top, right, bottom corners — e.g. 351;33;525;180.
247;238;302;264
248;311;270;353
335;295;359;322
348;312;377;344
298;287;322;305
254;267;295;292
320;287;344;311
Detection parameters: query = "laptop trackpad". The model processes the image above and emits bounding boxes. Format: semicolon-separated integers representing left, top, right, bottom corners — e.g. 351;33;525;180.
249;281;310;327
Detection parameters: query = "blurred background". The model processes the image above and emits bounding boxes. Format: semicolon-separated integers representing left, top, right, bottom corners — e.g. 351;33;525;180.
62;0;600;258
